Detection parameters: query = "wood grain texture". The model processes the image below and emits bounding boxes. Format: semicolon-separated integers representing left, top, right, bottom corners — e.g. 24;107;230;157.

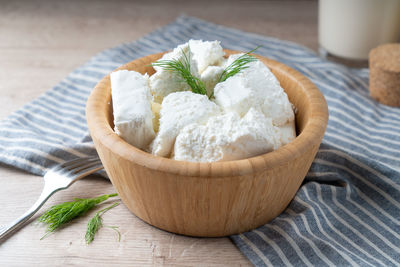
86;50;328;237
0;0;318;265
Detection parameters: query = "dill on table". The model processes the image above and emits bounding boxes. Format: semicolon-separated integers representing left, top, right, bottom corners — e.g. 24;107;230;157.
85;202;121;244
218;46;260;83
38;193;118;237
151;45;260;99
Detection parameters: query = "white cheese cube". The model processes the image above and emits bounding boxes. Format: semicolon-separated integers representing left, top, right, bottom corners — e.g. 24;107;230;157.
244;60;282;96
200;66;224;97
150;42;199;103
173;108;282;162
231;108;282;157
262;91;295;126
173;113;240;162
110;70;155;150
213;75;256;117
149;71;190;103
151;91;220;157
244;60;294;126
214;57;294;126
189;40;225;73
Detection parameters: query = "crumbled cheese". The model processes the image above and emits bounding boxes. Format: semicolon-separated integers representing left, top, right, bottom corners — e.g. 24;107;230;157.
262;91;294;126
151;91;220;157
244;60;294;125
214;56;294;126
149;42;199;103
173;108;283;162
111;41;297;161
213;75;255;117
110;70;155;150
200;66;224;96
189;40;225;73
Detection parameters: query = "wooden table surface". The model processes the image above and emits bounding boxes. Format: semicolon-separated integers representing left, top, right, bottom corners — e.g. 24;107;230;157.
0;0;317;266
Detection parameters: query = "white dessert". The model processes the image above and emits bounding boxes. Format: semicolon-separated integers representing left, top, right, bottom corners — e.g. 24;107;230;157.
111;40;296;162
110;70;155;150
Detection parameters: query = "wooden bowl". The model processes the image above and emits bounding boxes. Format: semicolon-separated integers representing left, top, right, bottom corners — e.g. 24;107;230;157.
86;50;329;237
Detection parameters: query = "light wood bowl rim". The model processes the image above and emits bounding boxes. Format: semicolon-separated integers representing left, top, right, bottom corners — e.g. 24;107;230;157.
86;50;328;177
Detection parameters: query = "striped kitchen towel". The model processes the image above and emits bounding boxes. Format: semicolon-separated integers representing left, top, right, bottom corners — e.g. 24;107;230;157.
0;15;399;266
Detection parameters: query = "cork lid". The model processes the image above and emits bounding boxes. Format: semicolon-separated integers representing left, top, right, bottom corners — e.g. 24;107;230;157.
369;43;400;72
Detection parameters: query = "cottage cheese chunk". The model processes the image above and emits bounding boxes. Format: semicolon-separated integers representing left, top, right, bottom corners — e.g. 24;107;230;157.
173;108;282;162
245;60;294;126
150;43;199;103
110;70;155;150
200;66;224;96
213;75;255;117
214;56;294;126
262;92;294;126
151;91;220;157
189;40;225;73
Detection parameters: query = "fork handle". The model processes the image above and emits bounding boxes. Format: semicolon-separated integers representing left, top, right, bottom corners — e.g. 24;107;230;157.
0;185;57;242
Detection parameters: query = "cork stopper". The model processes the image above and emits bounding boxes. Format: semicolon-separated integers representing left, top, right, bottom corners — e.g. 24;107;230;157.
369;43;400;107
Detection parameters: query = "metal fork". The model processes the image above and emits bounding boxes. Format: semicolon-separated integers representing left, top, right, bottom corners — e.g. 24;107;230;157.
0;156;104;241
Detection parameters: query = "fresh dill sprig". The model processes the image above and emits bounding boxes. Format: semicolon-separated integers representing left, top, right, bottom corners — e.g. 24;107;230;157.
85;202;120;244
152;49;208;97
38;193;118;237
151;45;260;98
219;46;260;83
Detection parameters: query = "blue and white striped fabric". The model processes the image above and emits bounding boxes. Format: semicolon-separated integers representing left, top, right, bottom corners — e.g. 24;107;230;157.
1;15;399;266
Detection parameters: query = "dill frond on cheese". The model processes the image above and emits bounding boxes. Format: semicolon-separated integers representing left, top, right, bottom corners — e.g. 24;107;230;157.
218;46;260;83
151;45;260;99
152;49;208;97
